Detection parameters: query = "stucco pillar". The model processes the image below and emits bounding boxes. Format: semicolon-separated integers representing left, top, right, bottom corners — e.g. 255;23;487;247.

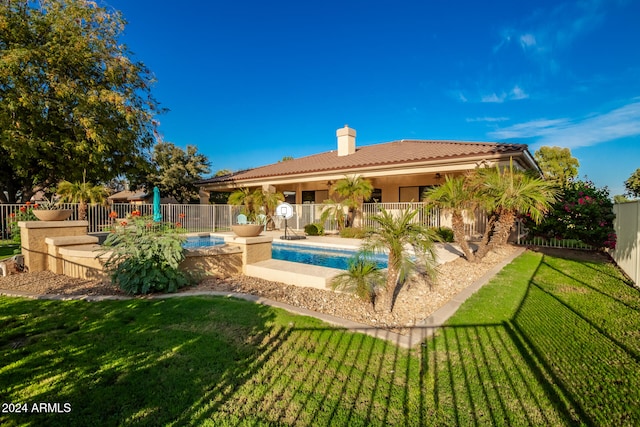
223;235;273;273
18;221;89;272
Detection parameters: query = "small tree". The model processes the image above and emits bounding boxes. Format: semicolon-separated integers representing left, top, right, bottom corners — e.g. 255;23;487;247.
472;161;558;258
624;168;640;198
228;188;284;227
330;175;373;228
228;188;258;222
534;146;580;185
252;189;285;230
361;207;439;313
331;252;385;309
320;199;347;231
423;175;477;262
57;179;108;220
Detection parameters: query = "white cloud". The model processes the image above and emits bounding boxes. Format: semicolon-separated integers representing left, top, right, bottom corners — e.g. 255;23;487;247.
450;90;468;103
488;100;640;148
519;33;537;49
510;85;529;100
481;92;506;103
466;117;510;123
480;85;528;103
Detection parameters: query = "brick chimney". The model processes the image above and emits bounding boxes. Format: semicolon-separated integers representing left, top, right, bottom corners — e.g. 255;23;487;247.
336;125;356;156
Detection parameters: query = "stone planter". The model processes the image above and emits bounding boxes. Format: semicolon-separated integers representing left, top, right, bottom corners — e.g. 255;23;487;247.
33;209;73;221
231;224;264;237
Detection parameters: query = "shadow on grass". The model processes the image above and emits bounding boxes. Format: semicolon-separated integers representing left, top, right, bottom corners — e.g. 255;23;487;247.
2;249;640;426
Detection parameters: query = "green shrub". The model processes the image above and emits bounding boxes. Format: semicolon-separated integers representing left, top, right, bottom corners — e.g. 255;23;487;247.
331;252;384;305
339;227;367;239
432;226;454;242
304;223;324;236
524;179;616;249
103;216;193;295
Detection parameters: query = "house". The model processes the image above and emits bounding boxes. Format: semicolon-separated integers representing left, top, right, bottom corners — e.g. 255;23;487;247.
108;190;150;205
197;125;540;204
108;190;180;205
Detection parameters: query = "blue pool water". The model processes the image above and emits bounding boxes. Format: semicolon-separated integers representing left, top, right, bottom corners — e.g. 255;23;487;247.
272;243;388;270
183;235;387;270
184;235;225;248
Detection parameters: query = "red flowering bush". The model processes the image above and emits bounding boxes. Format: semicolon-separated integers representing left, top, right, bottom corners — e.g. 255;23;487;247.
523;179;616;249
7;203;37;243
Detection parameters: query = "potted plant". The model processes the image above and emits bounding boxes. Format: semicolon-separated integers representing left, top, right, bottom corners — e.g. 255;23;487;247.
227;188;277;237
31;196;73;221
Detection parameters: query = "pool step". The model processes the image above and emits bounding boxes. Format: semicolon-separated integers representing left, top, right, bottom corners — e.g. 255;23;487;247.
245;259;342;290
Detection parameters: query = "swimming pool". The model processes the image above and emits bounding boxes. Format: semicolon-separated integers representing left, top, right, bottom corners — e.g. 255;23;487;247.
184;235;225;248
272;243;387;270
183;235;387;270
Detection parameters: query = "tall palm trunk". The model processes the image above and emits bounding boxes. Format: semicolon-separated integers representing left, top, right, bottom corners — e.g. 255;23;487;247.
383;252;399;313
78;201;88;221
451;211;475;262
475;212;498;261
491;209;516;247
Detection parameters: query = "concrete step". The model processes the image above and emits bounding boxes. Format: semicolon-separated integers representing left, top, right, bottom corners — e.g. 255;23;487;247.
245;259;342;290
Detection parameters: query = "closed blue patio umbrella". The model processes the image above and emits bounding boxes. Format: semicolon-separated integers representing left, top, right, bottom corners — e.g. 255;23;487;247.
153;187;162;222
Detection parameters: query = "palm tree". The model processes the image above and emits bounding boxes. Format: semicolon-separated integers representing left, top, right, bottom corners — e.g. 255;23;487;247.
331;175;373;228
331;252;385;308
56;180;108;220
253;189;284;230
473;160;558;255
423;174;477;262
320;199;347;231
361;206;440;313
228;188;257;221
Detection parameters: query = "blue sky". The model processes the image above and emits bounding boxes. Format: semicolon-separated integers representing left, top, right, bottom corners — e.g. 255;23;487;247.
107;0;640;196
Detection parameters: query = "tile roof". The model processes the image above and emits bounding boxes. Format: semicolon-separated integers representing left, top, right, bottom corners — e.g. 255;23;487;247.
200;140;528;184
108;190;148;200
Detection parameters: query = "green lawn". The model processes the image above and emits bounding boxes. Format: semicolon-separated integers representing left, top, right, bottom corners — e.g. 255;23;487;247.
0;243;20;260
1;250;639;426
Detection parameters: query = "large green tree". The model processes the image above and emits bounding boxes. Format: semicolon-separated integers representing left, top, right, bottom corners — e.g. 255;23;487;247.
624;168;640;198
534;146;580;185
0;0;159;203
144;142;211;204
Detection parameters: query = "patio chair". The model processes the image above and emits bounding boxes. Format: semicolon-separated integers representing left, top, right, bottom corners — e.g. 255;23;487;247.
237;213;248;225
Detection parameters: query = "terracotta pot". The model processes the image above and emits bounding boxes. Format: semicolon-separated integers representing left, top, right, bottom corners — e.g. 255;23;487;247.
33;209;73;221
231;224;264;237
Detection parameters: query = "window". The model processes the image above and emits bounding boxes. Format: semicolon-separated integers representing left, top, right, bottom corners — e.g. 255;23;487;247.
283;191;296;204
366;188;382;203
302;191;315;204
